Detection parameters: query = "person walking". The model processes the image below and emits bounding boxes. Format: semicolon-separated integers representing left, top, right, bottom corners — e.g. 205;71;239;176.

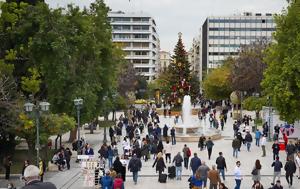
64;147;72;170
296;152;300;179
286;141;296;161
261;135;267;157
190;153;201;175
3;155;12;180
170;127;176;145
232;137;241;158
163;124;169;141
284;156;297;188
128;154;142;185
271;156;283;185
164;140;172;163
272;140;280;160
198;135;206;151
112;173;124;189
251;159;262;183
172;152;183;180
190;170;202;189
208;165;220;189
244;131;253;152
182;144;191;169
206;138;214;160
216;152;227;182
101;170;113;189
197;161;210;188
21;165;57;189
234;161;242;189
255;129;262;147
152;152;166;176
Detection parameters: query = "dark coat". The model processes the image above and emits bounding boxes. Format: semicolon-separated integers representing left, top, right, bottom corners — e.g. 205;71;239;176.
152;157;166;173
128;157;142;172
21;180;57;189
216;156;227;170
284;160;296;175
190;157;201;172
163;125;168;137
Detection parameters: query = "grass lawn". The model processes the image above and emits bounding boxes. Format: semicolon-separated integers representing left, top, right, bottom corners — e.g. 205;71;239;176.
0;149;56;174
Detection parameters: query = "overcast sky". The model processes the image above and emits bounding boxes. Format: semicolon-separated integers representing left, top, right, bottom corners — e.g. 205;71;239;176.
46;0;288;52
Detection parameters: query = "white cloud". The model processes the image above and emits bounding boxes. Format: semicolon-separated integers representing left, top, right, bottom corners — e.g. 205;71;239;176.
46;0;287;52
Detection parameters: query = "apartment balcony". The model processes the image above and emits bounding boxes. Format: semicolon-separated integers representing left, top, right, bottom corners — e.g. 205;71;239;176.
125;55;152;59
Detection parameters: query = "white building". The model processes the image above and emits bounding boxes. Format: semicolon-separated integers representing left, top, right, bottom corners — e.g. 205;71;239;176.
108;11;160;81
189;36;201;79
201;12;276;81
159;51;172;73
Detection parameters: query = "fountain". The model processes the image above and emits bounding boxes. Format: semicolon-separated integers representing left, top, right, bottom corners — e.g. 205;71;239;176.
173;95;221;142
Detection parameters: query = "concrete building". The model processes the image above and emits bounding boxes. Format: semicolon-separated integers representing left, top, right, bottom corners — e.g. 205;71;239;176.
159;51;172;73
201;12;276;81
108;11;160;81
188;36;201;79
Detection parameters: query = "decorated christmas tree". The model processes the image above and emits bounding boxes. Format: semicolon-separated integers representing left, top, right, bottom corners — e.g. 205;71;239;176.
168;32;193;106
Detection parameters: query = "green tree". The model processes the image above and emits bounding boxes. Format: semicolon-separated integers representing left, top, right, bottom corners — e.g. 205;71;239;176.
262;0;300;123
202;58;232;100
230;40;268;94
168;33;196;105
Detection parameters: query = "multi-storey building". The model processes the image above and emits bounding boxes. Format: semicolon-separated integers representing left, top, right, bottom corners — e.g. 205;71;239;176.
159;51;172;73
201;12;276;81
108;11;160;81
189;36;201;79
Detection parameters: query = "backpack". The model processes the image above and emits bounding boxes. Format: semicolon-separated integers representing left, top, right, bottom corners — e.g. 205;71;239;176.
187;148;191;157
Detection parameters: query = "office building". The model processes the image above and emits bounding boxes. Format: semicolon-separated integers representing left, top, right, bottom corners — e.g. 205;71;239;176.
108;11;160;81
159;51;172;73
201;12;276;81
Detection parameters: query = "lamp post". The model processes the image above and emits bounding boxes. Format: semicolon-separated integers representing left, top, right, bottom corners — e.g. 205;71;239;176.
24;101;50;166
267;96;272;141
240;91;247;119
103;96;108;144
253;93;260;131
74;98;83;159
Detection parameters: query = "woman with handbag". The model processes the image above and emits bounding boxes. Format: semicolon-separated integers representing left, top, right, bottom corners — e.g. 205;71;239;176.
251;159;262;184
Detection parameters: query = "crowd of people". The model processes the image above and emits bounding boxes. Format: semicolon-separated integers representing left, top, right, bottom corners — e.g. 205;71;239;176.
2;101;300;189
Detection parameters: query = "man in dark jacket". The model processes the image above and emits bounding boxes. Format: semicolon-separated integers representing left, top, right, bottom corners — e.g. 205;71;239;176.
284;156;297;187
22;165;57;189
170;127;176;145
64;148;72;170
163;124;169;141
272;140;280;160
232;137;241;158
128;154;142;185
271;156;283;185
215;152;227;182
190;153;201;175
286;141;296;161
244;131;253;152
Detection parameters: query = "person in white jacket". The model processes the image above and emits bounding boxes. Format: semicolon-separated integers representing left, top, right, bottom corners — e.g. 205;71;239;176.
296;152;300;179
261;135;267;157
234;161;242;189
164;140;172;163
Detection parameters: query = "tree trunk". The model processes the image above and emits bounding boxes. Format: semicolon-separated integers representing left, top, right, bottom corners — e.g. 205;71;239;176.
68;128;77;143
26;139;36;160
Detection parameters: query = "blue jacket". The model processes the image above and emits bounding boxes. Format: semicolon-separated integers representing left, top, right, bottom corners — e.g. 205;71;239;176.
85;148;94;155
255;131;262;139
191;175;202;187
100;176;113;189
190;157;201;172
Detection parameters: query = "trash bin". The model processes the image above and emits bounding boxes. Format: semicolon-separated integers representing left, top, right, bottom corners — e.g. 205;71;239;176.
252;126;255;132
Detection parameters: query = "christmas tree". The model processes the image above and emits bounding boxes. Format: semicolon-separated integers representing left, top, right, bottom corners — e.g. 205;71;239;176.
168;32;193;106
